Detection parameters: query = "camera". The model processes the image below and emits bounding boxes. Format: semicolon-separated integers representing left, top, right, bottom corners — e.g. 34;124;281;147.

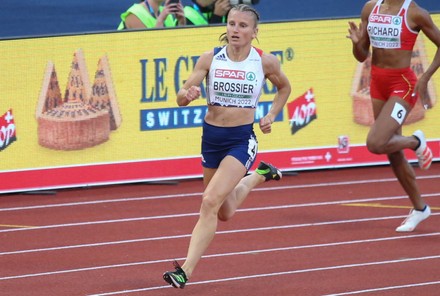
229;0;259;5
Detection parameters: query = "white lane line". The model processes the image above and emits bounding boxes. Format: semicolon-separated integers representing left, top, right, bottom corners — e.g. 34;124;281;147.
2;193;440;234
1;233;439;281
86;255;440;295
323;281;440;295
1;174;439;212
1;213;439;256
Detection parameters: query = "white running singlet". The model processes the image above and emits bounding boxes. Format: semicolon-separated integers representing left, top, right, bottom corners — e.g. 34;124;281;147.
207;46;265;108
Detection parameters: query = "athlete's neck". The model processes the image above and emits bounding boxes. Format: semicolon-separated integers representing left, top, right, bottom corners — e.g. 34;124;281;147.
226;45;252;62
382;0;404;6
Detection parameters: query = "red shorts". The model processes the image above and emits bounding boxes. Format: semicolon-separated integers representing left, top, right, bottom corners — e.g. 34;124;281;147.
370;65;418;107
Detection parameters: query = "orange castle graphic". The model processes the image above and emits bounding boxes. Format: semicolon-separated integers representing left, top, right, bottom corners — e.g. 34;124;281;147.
36;49;122;150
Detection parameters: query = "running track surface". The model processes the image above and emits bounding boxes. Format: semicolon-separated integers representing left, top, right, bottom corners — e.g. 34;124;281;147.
0;163;439;296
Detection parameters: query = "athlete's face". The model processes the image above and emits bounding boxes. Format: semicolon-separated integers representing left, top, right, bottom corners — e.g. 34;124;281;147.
226;10;258;46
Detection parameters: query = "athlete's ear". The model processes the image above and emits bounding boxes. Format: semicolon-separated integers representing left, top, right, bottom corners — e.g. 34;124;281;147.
253;27;258;39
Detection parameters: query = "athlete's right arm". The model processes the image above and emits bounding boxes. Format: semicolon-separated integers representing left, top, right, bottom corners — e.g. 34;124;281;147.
347;1;373;62
176;51;212;106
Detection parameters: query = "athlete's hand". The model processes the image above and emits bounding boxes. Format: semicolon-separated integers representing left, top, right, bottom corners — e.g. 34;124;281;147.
259;116;273;134
347;21;363;43
185;86;201;103
413;77;433;109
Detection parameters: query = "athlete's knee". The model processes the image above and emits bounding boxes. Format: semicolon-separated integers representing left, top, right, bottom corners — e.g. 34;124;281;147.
366;137;387;154
218;198;235;222
217;211;231;222
200;193;223;216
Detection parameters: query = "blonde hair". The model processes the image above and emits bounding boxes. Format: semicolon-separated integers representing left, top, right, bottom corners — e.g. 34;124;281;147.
219;4;260;44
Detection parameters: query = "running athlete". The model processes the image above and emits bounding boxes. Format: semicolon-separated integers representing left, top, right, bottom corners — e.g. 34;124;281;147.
347;0;440;232
163;4;291;289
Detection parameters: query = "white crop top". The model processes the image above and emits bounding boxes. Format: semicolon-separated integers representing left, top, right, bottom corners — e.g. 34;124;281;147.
206;46;265;108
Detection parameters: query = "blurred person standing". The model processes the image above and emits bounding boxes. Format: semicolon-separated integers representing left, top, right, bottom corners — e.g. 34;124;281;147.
185;0;232;25
118;0;186;29
347;0;440;232
162;4;291;289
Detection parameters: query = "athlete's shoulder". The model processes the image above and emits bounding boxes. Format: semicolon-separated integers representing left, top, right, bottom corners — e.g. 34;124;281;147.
213;46;226;55
261;52;279;63
195;49;215;69
408;1;434;30
261;51;280;74
362;1;378;13
365;0;379;7
408;1;429;16
358;1;376;21
251;46;264;57
202;49;215;59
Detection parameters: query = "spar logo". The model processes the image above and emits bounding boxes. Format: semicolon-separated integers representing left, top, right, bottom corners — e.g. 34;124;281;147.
369;14;393;24
287;88;317;135
215;69;246;80
0;109;17;151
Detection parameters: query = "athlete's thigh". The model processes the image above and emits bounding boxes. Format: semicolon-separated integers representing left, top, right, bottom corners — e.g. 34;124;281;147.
203;167;217;188
369;97;410;140
204;155;247;201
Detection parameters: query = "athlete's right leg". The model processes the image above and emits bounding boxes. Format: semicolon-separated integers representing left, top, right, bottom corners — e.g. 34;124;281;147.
367;97;430;231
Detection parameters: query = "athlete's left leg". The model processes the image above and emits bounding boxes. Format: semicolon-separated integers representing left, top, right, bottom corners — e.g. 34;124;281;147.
217;167;266;221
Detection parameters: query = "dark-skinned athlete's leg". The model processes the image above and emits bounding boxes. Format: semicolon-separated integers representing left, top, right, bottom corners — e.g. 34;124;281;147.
367;97;430;232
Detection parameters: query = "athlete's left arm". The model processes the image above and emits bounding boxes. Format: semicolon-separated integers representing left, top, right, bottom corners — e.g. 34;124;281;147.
261;53;291;126
412;7;440;108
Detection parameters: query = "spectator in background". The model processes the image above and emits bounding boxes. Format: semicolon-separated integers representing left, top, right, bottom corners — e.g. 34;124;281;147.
118;0;186;29
185;0;231;25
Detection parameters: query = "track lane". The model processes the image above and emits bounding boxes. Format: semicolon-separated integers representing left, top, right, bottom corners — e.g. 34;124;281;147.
0;163;438;295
